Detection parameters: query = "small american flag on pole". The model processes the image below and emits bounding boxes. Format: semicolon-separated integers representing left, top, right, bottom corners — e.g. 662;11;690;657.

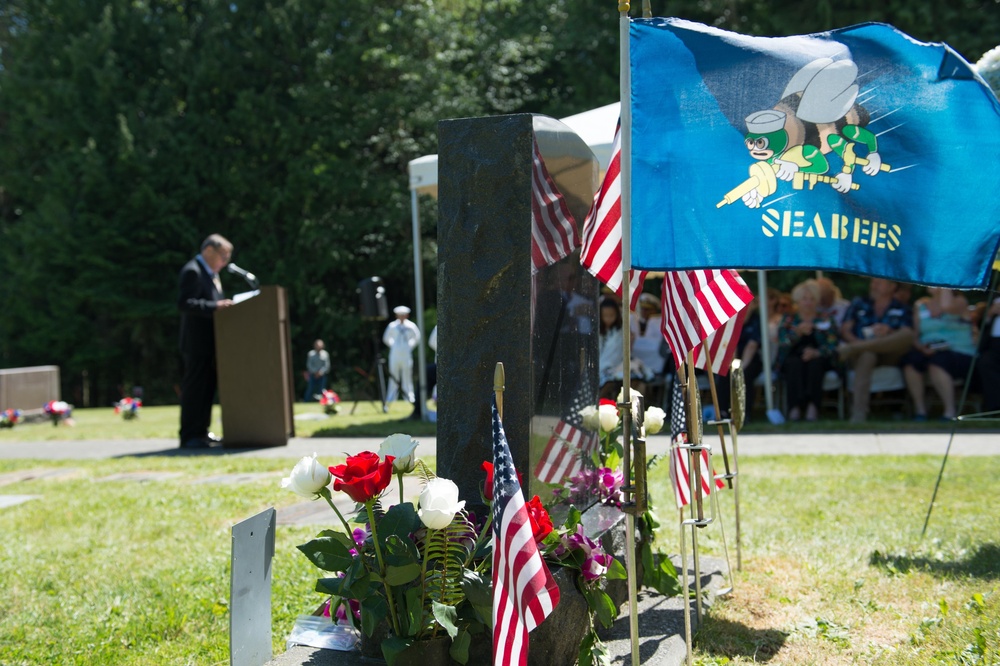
492;397;559;665
531;140;579;273
534;386;598;485
661;269;753;376
669;378;724;509
579;123;646;311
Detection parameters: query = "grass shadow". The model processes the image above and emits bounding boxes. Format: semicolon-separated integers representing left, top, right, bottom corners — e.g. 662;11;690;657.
870;543;1000;579
693;615;789;663
311;418;436;438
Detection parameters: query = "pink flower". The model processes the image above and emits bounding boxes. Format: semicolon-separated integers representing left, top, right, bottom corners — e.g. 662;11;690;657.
582;552;614;581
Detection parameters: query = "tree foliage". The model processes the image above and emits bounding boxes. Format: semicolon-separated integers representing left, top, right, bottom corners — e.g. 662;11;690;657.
0;0;995;404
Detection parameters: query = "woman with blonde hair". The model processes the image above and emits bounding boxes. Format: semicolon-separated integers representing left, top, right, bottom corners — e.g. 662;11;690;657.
777;279;841;421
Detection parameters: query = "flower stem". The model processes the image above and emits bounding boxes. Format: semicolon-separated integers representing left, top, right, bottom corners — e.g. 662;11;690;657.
467;509;493;568
366;500;402;637
418;529;432;639
397;473;405;506
320;491;354;536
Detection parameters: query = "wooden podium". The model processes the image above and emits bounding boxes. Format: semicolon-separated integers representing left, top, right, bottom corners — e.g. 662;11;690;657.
215;285;295;447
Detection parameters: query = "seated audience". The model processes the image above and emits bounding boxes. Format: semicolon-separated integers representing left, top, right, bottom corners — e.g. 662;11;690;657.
977;295;1000;414
900;288;975;420
716;298;764;422
631;293;667;376
777;279;840;421
839;278;915;422
817;276;850;326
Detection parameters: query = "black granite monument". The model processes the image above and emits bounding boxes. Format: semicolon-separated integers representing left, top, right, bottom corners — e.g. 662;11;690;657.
436;113;601;510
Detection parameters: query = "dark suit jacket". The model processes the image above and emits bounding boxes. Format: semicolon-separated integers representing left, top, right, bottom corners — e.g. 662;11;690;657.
178;256;223;355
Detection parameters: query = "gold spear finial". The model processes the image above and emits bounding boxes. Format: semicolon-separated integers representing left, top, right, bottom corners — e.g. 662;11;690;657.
493;362;505;420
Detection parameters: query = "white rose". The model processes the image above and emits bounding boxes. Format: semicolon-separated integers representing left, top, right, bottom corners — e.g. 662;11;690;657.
418;477;466;530
616;386;642;404
378;433;419;473
280;453;331;499
598;403;620;433
579;405;600;432
644;406;666;435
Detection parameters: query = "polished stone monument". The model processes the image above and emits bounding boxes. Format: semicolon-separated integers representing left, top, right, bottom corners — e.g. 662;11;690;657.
435;113;600;509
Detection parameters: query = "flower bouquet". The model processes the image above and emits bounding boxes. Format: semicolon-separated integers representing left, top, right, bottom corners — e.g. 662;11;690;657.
43;400;73;426
319;390;340;415
0;409;21;429
284;434;492;665
113;397;142;420
557;392;681;610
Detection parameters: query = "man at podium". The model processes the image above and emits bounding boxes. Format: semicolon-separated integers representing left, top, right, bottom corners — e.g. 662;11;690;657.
178;234;234;448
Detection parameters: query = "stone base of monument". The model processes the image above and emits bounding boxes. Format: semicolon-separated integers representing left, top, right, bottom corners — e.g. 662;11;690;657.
265;551;729;666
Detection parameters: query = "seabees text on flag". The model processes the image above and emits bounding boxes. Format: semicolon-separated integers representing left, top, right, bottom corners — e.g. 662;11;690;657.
629;18;1000;288
492;398;559;665
531;139;579;273
669;379;724;509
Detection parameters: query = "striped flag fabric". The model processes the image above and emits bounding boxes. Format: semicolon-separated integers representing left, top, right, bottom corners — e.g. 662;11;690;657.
531;140;579;273
660;269;753;376
690;305;749;376
668;378;724;509
492;397;560;665
579;123;646;311
533;384;598;485
534;419;590;484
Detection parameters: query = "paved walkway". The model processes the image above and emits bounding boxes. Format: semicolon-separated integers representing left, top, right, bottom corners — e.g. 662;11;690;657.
1;431;998;460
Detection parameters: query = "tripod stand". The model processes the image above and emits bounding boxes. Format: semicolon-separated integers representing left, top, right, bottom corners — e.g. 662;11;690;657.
351;322;389;415
921;266;1000;536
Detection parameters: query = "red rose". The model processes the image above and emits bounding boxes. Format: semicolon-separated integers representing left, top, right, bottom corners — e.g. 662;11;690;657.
329;452;395;504
526;495;553;543
482;461;495;499
599;398;617;408
482;461;522;502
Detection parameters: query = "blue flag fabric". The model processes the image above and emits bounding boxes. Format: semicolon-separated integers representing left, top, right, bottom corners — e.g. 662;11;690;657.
629;19;1000;288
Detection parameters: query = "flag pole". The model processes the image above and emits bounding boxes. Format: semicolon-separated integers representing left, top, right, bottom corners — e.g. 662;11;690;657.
675;363;694;666
702;346;733;488
728;361;746;570
617;3;640;665
684;352;705;624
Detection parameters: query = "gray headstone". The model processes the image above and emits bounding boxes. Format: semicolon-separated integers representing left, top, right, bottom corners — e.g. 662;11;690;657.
0;495;40;509
231;507;276;666
436;113;599;509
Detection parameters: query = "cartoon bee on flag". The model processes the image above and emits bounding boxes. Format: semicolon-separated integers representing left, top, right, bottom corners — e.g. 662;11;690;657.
719;58;892;208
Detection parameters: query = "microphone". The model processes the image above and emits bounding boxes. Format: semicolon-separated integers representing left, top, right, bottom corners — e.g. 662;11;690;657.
227;263;259;289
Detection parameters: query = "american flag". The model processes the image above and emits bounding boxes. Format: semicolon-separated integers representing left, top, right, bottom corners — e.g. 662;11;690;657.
668;378;724;509
579;123;646;311
531;140;579;273
533;390;599;484
661;269;753;376
492;398;560;665
534;420;587;485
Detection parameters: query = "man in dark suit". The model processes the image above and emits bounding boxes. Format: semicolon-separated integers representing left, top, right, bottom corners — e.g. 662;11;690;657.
178;234;234;448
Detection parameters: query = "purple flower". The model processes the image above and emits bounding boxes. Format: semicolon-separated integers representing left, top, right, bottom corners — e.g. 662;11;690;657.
596;467;623;505
555;524;597;559
582;552;614;581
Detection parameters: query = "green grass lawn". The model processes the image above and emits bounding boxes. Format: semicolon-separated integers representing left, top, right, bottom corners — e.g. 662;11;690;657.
644;456;1000;665
1;400;988;445
0;452;997;664
0;400;436;442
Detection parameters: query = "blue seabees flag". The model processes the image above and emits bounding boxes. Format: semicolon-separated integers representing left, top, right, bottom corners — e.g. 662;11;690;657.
628;19;1000;288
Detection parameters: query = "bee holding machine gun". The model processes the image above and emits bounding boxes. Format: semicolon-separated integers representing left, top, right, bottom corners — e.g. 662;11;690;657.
718;58;891;209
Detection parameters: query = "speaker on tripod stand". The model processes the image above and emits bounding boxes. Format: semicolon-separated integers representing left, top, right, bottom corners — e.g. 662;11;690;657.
352;277;389;414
